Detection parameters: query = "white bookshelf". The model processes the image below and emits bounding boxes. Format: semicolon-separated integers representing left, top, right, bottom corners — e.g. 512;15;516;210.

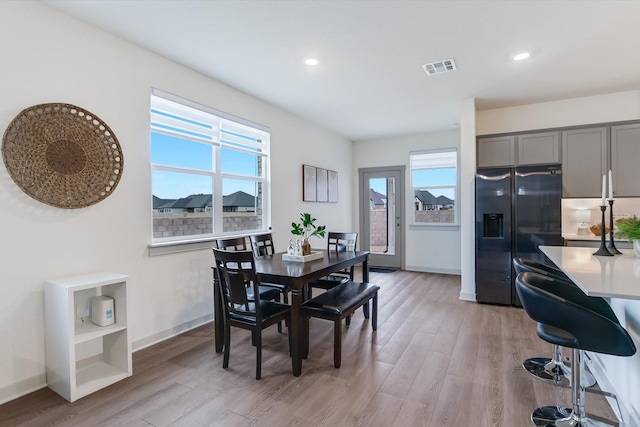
44;272;131;402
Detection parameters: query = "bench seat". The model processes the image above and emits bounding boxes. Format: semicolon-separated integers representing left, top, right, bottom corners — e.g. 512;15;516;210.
303;280;379;368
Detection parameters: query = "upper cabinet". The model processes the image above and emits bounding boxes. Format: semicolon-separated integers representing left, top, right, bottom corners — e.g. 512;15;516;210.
477;135;516;167
478;122;640;198
477;132;560;168
517;132;561;165
611;123;640;197
561;127;608;198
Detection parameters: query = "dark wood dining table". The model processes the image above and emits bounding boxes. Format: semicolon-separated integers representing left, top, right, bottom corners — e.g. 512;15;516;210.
213;249;370;376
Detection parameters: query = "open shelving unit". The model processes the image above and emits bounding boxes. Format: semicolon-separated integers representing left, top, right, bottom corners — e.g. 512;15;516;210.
44;272;131;402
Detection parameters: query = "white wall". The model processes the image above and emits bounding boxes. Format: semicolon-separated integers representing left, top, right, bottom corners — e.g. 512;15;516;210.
353;130;461;274
471;91;640;424
0;2;353;403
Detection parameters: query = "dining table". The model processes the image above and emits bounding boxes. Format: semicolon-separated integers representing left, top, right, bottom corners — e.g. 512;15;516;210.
213;249;370;376
539;245;640;300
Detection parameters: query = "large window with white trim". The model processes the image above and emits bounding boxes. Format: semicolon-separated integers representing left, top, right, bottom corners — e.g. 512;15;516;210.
150;89;270;242
410;149;457;225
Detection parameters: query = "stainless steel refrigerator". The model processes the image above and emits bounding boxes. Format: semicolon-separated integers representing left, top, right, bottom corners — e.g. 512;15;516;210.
475;164;563;306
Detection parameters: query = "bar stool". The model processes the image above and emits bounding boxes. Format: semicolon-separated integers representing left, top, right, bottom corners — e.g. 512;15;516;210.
513;257;604;388
516;272;636;427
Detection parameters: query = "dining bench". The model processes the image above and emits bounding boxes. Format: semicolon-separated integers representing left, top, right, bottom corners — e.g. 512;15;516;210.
302;280;380;368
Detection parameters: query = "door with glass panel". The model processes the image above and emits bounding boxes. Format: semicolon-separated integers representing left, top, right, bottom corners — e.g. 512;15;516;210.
359;167;404;269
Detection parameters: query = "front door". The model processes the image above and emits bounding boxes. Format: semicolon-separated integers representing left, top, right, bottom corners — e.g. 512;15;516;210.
359;167;404;269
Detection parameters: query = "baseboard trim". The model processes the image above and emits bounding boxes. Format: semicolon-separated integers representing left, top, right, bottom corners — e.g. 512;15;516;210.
0;373;46;406
132;313;213;352
459;291;476;302
404;265;461;275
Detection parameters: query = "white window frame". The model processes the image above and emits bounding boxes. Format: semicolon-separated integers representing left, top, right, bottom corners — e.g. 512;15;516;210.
410;148;458;226
150;88;270;247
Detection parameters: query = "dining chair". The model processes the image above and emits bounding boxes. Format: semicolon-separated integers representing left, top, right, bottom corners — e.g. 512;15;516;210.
250;233;290;304
307;232;358;296
212;248;291;379
215;236;250;252
516;271;635;426
214;236;286;331
307;232;363;322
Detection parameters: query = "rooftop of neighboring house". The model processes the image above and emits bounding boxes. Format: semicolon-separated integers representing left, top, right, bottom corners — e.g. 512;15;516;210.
414;189;453;206
152;191;254;210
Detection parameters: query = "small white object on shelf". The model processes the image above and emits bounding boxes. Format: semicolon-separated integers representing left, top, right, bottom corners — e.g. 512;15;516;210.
91;296;115;326
282;251;324;263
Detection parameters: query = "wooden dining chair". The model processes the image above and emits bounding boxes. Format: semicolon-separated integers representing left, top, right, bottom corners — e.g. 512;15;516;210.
249;233;276;257
307;232;363;324
308;232;358;294
215;236;250;252
250;233;290;305
214;236;287;331
212;248;291;379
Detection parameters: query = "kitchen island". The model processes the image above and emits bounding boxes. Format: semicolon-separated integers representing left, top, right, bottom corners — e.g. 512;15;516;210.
538;245;640;425
539;245;640;300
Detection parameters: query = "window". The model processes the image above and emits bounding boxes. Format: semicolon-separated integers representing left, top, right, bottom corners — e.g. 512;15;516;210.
150;89;270;243
410;149;457;225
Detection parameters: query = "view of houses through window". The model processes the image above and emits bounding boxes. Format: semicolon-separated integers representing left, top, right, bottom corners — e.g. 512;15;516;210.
410;149;457;224
150;89;270;242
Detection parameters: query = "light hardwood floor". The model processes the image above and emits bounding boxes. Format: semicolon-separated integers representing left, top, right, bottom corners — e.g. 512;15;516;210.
1;270;616;426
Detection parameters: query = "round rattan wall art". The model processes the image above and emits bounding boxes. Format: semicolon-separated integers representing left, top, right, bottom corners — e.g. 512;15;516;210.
2;103;123;209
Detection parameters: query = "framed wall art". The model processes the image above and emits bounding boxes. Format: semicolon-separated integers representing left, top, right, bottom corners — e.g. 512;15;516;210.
301;164;338;203
302;164;317;202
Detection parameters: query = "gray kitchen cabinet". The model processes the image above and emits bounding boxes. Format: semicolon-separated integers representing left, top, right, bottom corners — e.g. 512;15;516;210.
561;127;608;197
477;135;515;167
611;123;640;197
517;132;560;165
478;132;560;168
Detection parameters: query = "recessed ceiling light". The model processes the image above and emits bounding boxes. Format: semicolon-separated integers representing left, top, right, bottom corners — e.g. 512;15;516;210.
305;58;319;66
513;52;530;61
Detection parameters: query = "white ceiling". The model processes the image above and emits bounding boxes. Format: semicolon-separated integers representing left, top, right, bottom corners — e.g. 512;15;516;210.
42;0;640;141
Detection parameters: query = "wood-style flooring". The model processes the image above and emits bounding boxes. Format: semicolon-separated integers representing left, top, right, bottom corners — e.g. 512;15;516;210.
0;270;616;426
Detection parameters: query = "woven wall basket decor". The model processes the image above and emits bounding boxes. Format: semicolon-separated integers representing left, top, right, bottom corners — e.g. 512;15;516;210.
2;103;123;209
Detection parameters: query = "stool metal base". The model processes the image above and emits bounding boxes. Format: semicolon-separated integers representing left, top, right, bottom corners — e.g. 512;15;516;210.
523;357;596;388
532;406;614;426
532;405;572;426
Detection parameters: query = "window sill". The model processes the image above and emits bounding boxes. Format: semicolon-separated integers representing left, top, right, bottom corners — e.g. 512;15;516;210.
409;223;460;231
148;237;217;256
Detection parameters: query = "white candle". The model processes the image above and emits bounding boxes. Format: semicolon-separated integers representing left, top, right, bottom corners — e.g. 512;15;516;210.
608;169;613;200
601;174;606;206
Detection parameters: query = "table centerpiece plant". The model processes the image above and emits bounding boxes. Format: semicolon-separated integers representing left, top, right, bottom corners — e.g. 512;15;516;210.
615;215;640;257
291;212;326;255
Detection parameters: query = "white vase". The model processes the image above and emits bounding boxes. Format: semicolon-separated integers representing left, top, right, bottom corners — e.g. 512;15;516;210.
633;240;640;258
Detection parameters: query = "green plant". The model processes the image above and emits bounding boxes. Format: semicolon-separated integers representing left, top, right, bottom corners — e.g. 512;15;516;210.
616;215;640;241
291;213;326;240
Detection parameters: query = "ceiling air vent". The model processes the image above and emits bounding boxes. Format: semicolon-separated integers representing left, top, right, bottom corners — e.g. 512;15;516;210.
422;58;457;76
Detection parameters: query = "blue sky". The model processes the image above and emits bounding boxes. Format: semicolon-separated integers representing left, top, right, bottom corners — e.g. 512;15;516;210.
151;132;258;199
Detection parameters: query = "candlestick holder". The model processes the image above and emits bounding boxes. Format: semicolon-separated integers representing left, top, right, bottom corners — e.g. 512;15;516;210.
607;199;622;255
594;205;613;256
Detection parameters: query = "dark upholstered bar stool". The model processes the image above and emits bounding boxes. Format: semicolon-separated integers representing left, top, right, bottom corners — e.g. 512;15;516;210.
513;257;600;388
516;272;636;427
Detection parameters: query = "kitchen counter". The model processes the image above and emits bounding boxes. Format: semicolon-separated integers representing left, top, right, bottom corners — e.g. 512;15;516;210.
562;234;632;249
562;233;627;241
540;245;640;300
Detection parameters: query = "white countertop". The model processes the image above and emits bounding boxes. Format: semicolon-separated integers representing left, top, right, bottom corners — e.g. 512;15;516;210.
540;245;640;300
